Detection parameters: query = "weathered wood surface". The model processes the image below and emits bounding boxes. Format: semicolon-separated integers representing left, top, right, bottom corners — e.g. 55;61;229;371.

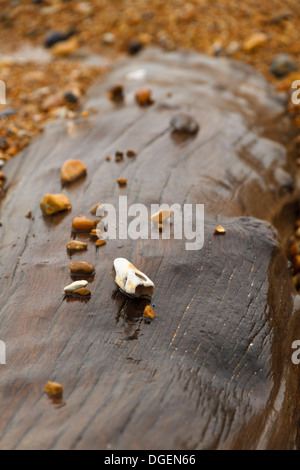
0;49;299;449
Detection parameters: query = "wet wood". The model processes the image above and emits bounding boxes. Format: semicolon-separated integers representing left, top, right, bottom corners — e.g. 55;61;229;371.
0;49;299;450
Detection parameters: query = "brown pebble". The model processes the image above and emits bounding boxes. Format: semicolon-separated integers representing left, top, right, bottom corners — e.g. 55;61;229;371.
44;381;63;397
289;242;300;256
25;211;32;219
143;305;156;319
72;287;91;296
115;151;124;162
42;93;65;111
117;178;127;186
0;221;2;227
90;203;102;215
40;193;71;215
66;240;88;252
69;261;95;274
51;37;78;57
108;84;124;103
95;239;106;247
72;215;95;232
61;159;87;183
0;171;6;180
293;254;300;274
135;87;154;106
214;225;226;234
105;155;111;161
126;150;136;157
81;110;90;118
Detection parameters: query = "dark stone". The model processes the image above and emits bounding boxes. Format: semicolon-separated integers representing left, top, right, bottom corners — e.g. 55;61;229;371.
44;30;74;48
128;39;143;55
170;113;199;134
270;54;297;77
0;108;17;118
64;91;79;104
0;137;8;150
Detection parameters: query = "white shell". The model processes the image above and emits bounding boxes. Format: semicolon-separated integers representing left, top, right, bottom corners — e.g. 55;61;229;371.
64;280;88;293
112;258;154;297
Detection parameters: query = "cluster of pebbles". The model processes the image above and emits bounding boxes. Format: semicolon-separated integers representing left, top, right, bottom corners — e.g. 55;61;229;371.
38;146;156;315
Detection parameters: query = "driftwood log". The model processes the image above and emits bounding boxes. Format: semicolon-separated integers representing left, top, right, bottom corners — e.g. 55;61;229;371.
0;49;299;449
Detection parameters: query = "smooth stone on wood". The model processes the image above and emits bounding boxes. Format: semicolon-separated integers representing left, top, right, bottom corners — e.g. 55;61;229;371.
44;381;63;396
61;159;87;183
40;193;71;215
69;262;95;274
64;280;88;293
72;215;94;232
66;240;88;251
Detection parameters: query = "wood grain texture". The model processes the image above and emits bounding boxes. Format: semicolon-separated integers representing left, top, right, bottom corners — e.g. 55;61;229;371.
0;49;299;449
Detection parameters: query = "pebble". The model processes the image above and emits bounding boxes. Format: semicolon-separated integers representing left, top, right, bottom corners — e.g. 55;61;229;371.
44;381;63;397
0;172;6;181
269;10;293;24
226;41;240;55
270;54;297;77
51;38;79;57
66;240;88;252
40;193;71;215
108;85;124;103
289;242;300;256
0;137;8;151
214;225;226;234
69;261;95;274
64;90;79;104
143;305;156;320
72;215;95;232
44;31;73;48
61;159;87;183
42;93;65;111
90;203;103;215
102;32;116;45
111;257;154;299
293;255;300;274
115;151;124;162
0;108;17;119
117;178;127;186
151;209;171;224
72;287;91;296
0;160;4;168
135;88;154;106
128;39;143;55
243;32;268;52
64;280;88;293
95;239;106;247
170;113;199;134
126;150;136;158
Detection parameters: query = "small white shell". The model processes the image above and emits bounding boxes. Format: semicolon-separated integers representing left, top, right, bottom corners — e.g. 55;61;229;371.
64;280;88;293
112;258;154;298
